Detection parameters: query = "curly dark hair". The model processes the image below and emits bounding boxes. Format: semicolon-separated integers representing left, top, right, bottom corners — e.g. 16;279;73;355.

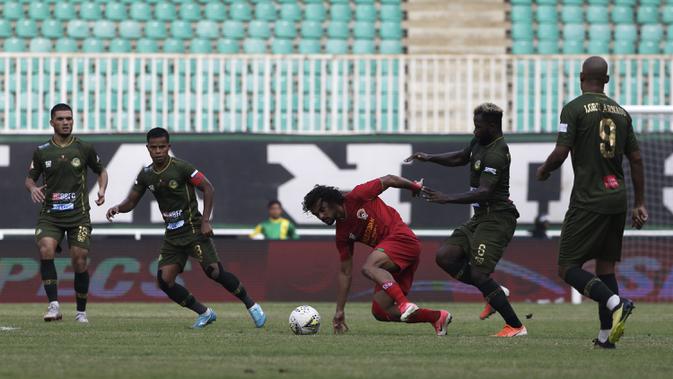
302;185;344;213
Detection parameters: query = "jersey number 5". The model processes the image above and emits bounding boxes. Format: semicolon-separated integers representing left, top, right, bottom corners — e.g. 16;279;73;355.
599;118;616;159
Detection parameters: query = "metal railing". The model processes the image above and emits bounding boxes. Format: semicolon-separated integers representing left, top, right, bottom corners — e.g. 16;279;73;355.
1;53;672;134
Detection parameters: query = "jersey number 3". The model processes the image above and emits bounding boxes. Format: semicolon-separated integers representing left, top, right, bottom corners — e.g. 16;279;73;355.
599;118;616;159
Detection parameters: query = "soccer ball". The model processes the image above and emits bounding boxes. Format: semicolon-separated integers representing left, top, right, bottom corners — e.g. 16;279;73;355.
289;305;321;335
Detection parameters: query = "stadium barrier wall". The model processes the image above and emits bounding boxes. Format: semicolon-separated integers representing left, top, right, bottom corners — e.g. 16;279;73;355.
1;237;671;303
0;54;671;134
0;134;672;230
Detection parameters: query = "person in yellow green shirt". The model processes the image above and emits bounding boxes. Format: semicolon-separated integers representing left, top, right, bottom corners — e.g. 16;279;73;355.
249;200;299;240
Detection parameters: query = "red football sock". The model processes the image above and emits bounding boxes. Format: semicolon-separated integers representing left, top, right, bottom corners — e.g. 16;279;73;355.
406;308;441;324
382;281;410;308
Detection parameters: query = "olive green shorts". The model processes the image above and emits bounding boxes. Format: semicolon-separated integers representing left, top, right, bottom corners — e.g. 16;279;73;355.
35;218;91;250
558;208;625;267
158;235;220;272
445;210;518;274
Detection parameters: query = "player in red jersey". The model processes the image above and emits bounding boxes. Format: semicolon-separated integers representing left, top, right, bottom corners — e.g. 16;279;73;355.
302;175;452;335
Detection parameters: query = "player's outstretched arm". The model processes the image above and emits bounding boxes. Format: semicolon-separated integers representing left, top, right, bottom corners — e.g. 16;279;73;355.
422;175;497;204
194;175;215;237
379;174;423;196
25;177;46;204
95;168;108;206
536;145;570;181
106;190;143;221
334;254;353;334
627;150;648;229
404;150;470;167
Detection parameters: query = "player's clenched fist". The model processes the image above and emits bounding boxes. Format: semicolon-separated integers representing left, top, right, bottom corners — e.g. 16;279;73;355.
106;206;119;222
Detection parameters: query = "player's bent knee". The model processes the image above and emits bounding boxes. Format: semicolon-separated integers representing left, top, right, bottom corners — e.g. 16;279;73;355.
470;269;490;286
558;265;574;281
204;264;219;280
157;270;175;291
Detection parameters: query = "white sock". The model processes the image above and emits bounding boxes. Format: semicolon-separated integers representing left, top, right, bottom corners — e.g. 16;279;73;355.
598;329;610;343
201;308;212;316
49;301;59;307
606;295;621;311
501;286;510;297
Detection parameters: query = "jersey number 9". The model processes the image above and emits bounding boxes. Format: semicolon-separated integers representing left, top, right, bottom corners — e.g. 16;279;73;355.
599;118;616;159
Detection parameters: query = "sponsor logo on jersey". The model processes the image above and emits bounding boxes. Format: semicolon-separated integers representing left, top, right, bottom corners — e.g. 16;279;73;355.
603;175;620;190
45;160;52;168
356;208;368;220
148;185;155;192
483;167;497;175
166;220;185;230
474;160;481;171
558;123;568;133
52;192;76;201
38;142;50;150
168;180;178;189
52;203;75;211
71;157;81;167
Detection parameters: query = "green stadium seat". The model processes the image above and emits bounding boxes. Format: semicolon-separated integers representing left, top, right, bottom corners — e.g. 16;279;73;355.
562;5;584;23
54;3;75;21
326;39;349;54
585;0;608;4
243;38;267;53
562;23;585;41
4;37;26;52
353;39;375;54
205;2;226;21
280;3;302;21
305;3;326;21
331;4;352;22
380;4;402;22
612;6;634;24
222;21;245;39
512;23;534;40
130;2;152;21
641;0;662;4
538;5;559;23
42;19;64;39
105;2;127;21
119;20;142;39
354;21;376;39
136;38;159;53
537;0;557;4
380;39;402;53
638;40;661;54
511;40;533;54
196;20;218;39
664;7;673;24
28;2;50;21
80;2;102;21
94;20;116;39
16;20;39;38
668;25;673;40
641;24;664;41
537;40;559;54
614;24;637;41
217;38;239;53
637;6;659;24
3;2;24;20
299;39;321;54
587;39;610;54
82;38;105;52
355;5;377;22
327;21;350;39
613;39;635;53
55;38;78;52
562;39;584;53
537;23;558;41
586;6;609;23
171;20;193;39
275;21;296;39
155;2;177;21
255;2;276;21
163;38;185;53
145;21;167;39
67;20;90;39
249;20;271;39
614;0;636;5
180;2;201;21
109;38;131;53
231;2;252;21
0;20;11;38
190;38;212;53
588;24;611;41
272;39;294;54
301;21;323;39
29;37;51;52
380;21;403;39
664;40;673;54
510;6;533;22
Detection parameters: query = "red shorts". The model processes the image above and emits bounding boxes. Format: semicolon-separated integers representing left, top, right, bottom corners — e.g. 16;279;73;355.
373;233;421;295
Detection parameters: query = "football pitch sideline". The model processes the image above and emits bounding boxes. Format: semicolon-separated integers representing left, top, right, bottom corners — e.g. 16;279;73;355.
1;303;671;379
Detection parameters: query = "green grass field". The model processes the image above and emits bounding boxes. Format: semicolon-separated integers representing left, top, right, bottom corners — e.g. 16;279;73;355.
1;302;671;379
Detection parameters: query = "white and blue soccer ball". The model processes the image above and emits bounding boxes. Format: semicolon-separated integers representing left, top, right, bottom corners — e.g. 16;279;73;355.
289;305;321;335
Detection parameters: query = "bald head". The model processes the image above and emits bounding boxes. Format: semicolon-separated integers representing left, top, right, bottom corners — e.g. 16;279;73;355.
580;56;609;92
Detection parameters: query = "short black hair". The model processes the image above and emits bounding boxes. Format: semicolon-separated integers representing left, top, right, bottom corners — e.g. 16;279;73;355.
50;103;72;120
146;127;170;143
474;102;503;128
302;185;344;213
268;200;281;208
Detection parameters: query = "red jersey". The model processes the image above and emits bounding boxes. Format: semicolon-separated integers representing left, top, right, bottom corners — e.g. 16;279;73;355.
335;179;417;261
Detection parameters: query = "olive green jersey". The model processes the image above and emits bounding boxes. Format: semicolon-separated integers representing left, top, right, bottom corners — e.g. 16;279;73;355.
556;92;640;214
28;136;104;224
132;157;204;243
462;137;517;215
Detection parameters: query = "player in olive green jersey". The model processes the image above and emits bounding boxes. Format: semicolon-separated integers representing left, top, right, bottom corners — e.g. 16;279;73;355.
106;127;266;329
537;56;648;348
249;200;299;240
25;103;108;323
406;103;526;337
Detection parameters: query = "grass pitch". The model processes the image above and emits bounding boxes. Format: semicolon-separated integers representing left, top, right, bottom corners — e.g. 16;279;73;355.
1;302;671;379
